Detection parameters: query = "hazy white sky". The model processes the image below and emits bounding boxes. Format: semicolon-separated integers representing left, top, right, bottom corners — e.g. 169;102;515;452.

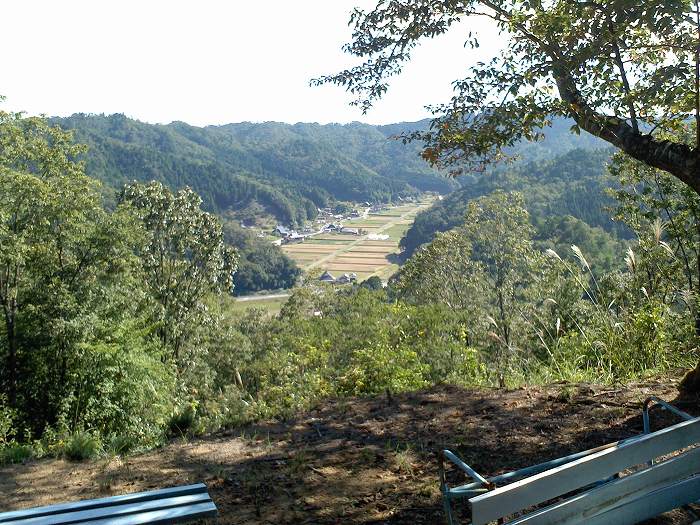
2;1;499;126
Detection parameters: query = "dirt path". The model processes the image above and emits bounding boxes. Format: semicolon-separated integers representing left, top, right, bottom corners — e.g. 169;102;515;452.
2;377;698;524
305;202;428;271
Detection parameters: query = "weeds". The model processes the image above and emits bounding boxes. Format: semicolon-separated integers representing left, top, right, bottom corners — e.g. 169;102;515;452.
0;442;33;465
64;431;101;461
390;443;416;477
168;403;197;436
105;435;136;456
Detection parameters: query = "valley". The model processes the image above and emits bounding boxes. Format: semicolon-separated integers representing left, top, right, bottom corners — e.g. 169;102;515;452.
4;3;700;525
282;199;435;281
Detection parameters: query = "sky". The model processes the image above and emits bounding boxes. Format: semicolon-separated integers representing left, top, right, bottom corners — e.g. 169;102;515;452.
1;1;500;126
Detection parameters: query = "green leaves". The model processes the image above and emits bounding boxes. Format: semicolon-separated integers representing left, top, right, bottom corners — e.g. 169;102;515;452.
318;1;700;188
0;113;173;442
119;181;238;359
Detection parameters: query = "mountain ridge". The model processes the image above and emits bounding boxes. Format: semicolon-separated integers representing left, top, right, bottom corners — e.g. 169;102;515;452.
52;114;456;226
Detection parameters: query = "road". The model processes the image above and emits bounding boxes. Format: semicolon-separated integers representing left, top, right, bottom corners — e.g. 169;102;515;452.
235;292;291;302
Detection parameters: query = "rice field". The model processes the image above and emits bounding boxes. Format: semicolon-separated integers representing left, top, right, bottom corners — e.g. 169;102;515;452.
281;198;434;282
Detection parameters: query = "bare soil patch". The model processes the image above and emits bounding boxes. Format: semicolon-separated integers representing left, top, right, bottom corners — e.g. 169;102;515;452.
4;378;698;524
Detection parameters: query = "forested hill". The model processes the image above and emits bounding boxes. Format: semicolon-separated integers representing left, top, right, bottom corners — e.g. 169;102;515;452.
400;147;629;262
51;114;458;225
52;115;607;226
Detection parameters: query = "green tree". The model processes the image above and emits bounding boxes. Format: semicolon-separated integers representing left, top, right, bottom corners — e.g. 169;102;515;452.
360;275;384;291
392;229;482;343
0;112;113;406
316;1;700;192
223;221;300;294
119;182;238;362
612;152;700;329
0;111;171;438
394;192;540;375
463;192;540;353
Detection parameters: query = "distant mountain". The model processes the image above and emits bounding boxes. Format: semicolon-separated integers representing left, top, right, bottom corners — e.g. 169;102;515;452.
50;113;623;290
52;114;609;227
400;147;631;260
52;114;460;226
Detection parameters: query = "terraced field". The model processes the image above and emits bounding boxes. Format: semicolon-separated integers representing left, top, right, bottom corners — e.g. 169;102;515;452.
281;199;434;282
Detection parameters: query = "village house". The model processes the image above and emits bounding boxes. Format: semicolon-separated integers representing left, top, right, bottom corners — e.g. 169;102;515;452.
319;271;335;283
274;225;291;237
323;223;343;233
336;273;357;284
282;234;304;245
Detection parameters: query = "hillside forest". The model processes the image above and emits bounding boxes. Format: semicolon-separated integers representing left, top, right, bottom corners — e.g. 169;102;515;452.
1;103;700;465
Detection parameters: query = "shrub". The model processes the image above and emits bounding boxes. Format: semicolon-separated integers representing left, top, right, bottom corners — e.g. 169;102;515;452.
199;386;254;433
105;435;137;456
337;342;428;396
0;443;33;465
168;402;198;435
66;316;176;448
64;431;101;461
0;395;16;445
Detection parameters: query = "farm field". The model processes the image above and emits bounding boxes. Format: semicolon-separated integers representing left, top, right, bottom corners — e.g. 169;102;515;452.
231;294;290;314
281;198;434;282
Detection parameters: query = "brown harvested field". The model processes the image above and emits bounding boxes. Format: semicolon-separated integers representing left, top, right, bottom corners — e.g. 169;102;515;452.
333;252;388;264
335;253;391;260
324;264;383;272
283;250;323;256
285;252;320;258
329;257;386;266
282;246;340;253
280;199;436;281
348;246;397;253
361;242;396;247
305;236;355;242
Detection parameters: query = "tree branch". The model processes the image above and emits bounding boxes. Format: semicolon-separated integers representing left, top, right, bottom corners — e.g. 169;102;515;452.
552;66;700;193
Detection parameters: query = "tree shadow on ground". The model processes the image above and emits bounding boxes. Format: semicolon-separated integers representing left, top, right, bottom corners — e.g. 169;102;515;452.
1;379;697;524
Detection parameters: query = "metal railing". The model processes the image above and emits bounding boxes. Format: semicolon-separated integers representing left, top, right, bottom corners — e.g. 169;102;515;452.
439;396;696;525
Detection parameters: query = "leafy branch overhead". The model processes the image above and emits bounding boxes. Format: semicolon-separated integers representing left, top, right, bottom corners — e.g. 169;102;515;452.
314;0;700;190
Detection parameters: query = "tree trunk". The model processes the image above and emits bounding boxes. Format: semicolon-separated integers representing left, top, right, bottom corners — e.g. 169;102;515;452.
552;68;700;194
5;315;17;407
680;361;700;393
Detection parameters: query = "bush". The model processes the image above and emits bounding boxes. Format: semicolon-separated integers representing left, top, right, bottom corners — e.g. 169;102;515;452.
0;395;16;445
198;386;254;433
0;442;33;465
337;342;428;396
168;402;198;435
64;431;101;461
105;435;137;456
65;313;176;448
255;342;332;416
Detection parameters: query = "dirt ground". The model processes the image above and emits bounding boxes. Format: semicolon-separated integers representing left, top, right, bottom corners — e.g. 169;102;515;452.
1;375;700;524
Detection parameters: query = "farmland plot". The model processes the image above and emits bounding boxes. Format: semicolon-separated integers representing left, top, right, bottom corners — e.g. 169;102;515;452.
281;198;434;282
